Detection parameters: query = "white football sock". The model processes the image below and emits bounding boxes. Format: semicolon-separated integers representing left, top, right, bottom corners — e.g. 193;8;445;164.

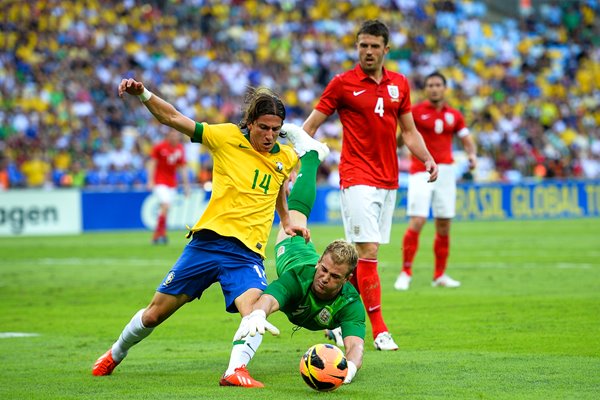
111;308;154;362
224;333;263;376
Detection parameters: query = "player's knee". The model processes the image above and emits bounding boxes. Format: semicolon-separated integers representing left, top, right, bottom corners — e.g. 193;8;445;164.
142;302;177;327
355;242;378;259
235;288;264;316
141;309;162;328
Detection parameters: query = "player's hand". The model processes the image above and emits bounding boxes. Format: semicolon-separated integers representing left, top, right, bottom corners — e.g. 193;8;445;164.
425;160;438;182
118;78;145;98
284;224;310;243
467;154;477;170
343;360;357;384
233;310;280;341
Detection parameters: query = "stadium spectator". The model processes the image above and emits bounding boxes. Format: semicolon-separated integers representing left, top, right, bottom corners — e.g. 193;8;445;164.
2;0;599;186
233;142;364;385
63;160;87;188
20;150;52;189
395;71;477;291
107;137;133;172
0;156;9;190
91;78;318;389
300;20;438;351
147;129;190;245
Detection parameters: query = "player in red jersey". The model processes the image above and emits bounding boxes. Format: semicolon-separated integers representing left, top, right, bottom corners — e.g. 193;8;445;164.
301;20;438;351
147;129;190;244
395;71;477;291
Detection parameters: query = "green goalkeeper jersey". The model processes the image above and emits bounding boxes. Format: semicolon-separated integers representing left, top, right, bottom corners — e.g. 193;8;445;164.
266;236;366;339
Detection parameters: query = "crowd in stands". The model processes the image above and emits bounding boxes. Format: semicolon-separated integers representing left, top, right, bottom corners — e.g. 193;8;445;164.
1;0;599;191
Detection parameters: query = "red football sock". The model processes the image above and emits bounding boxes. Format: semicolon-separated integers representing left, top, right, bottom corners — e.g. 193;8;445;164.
356;258;388;338
433;233;449;279
402;229;420;276
154;213;166;239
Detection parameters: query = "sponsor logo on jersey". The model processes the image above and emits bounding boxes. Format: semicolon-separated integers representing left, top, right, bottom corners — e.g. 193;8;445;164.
317;308;332;325
387;85;399;99
291;305;309;316
420;114;432;120
238;143;250;149
353;89;366;96
163;271;175;286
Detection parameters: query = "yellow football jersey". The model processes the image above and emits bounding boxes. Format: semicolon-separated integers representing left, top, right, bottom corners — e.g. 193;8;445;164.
189;122;298;258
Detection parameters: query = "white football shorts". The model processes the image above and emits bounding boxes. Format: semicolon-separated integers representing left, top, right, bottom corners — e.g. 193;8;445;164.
340;185;396;244
153;184;177;205
406;164;456;218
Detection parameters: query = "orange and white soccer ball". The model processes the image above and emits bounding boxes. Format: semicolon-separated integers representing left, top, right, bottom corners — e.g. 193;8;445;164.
299;343;348;391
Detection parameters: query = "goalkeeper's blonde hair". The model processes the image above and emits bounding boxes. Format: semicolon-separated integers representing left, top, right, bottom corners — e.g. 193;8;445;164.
321;239;358;277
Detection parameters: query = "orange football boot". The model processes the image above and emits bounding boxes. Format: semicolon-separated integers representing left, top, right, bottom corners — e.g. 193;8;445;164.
92;349;120;376
219;365;264;388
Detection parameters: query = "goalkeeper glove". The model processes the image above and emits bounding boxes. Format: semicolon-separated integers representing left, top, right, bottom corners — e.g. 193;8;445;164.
233;310;280;341
344;360;357;384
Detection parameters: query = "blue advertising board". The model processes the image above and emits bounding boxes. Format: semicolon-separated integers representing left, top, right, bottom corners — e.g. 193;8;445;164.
80;180;600;231
315;179;600;224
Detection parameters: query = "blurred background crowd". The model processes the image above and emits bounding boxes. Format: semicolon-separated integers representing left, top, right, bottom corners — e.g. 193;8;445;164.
1;0;599;191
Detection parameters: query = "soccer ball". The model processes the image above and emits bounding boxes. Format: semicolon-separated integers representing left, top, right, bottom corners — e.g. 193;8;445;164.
299;343;348;391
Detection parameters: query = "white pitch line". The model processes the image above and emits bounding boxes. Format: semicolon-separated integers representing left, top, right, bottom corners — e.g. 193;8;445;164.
556;263;595;269
0;258;171;266
0;332;41;339
453;263;595;270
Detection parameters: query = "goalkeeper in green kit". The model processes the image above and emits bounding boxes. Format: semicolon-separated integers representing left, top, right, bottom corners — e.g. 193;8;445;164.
232;124;365;385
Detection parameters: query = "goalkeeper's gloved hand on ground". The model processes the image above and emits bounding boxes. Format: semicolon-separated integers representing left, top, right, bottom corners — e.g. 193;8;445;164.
344;360;357;384
233;310;280;341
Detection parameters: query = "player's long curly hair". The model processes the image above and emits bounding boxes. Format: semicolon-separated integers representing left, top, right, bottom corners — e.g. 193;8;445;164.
238;86;286;130
322;239;359;278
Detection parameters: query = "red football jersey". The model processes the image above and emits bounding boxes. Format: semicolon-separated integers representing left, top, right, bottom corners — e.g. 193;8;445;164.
151;141;186;187
410;101;469;173
315;64;412;190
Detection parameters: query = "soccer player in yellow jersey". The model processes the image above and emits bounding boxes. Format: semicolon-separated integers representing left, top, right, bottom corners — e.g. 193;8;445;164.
93;78;328;387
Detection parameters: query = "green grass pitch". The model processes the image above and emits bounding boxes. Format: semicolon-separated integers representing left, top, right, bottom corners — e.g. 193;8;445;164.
1;219;599;399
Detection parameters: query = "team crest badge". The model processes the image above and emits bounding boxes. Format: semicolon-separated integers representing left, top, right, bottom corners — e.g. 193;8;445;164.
317;308;332;325
277;245;286;257
387;85;399;99
275;161;283;172
163;271;175;287
444;112;455;126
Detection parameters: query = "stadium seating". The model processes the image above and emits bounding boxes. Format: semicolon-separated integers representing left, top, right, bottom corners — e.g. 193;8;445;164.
1;0;598;189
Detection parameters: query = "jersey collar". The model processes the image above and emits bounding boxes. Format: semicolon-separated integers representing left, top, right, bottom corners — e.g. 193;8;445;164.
423;100;448;112
354;63;392;84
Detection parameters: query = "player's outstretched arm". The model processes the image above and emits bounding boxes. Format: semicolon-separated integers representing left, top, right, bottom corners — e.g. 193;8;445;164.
118;78;196;138
233;294;281;341
343;336;364;384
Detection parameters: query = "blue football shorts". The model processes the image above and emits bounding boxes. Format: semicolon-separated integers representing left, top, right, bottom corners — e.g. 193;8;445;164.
157;230;267;313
